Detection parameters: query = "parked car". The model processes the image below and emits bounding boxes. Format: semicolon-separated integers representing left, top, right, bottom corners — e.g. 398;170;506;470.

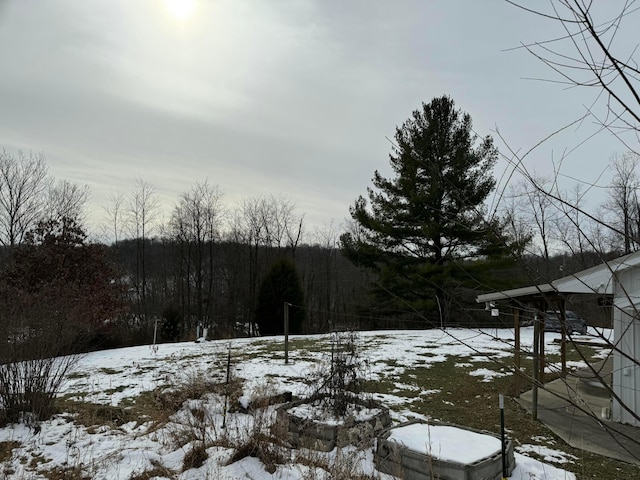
543;310;588;335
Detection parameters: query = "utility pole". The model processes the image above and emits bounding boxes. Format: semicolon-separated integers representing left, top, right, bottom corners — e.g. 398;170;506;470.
532;314;539;421
500;394;507;480
284;302;290;364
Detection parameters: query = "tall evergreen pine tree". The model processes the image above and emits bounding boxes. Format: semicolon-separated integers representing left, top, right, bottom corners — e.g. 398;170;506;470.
341;95;508;325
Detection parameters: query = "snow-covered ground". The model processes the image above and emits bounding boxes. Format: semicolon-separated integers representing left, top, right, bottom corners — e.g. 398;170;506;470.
0;327;612;479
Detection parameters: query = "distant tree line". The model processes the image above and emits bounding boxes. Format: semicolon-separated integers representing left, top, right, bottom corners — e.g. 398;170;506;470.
107;235;375;344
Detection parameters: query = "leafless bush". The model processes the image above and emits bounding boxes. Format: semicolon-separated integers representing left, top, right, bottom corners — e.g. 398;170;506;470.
0;328;81;426
129;459;176;480
307;330;369;416
162;365;238;449
294;446;379;480
226;381;287;473
0;273;90;426
167;379;287;474
182;441;208;471
227;431;285;474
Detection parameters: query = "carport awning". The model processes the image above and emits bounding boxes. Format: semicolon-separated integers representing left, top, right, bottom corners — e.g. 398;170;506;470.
475;251;640;304
476;284;555;304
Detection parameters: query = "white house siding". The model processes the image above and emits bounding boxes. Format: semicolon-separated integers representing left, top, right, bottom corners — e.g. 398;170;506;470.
612;268;640;426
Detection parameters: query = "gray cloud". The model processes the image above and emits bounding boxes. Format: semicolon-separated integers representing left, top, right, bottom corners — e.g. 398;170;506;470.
0;0;629;238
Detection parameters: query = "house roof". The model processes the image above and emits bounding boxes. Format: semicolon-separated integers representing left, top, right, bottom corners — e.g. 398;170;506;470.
476;284;555;303
476;250;640;304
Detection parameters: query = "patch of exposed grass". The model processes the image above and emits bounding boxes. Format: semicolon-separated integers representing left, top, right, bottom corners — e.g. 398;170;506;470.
98;367;122;375
361;377;398;395
244;338;331;359
129;461;177;480
29;454;48;468
400;358;517;428
540;343;597;366
166;352;209;362
136;376;242;425
56;369;244;434
417;352;438;359
0;440;20;463
42;464;90;480
182;442;208;471
55;399;137;428
104;385;128;395
375;359;400;368
131;367;154;376
117;390;173;427
567;344;598;362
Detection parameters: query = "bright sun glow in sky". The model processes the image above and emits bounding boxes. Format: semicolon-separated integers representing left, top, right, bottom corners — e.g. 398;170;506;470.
163;0;197;21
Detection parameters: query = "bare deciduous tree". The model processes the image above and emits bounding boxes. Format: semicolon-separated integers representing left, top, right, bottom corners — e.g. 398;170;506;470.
127;177;161;321
0;150;50;246
170;181;224;334
499;185;534;256
554;183;588;263
498;175;563;279
103;192;126;247
603;152;640;253
45;179;90;226
523;174;558;262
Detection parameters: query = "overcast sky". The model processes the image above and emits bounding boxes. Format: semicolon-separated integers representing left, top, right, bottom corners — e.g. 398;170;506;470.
0;0;633;240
